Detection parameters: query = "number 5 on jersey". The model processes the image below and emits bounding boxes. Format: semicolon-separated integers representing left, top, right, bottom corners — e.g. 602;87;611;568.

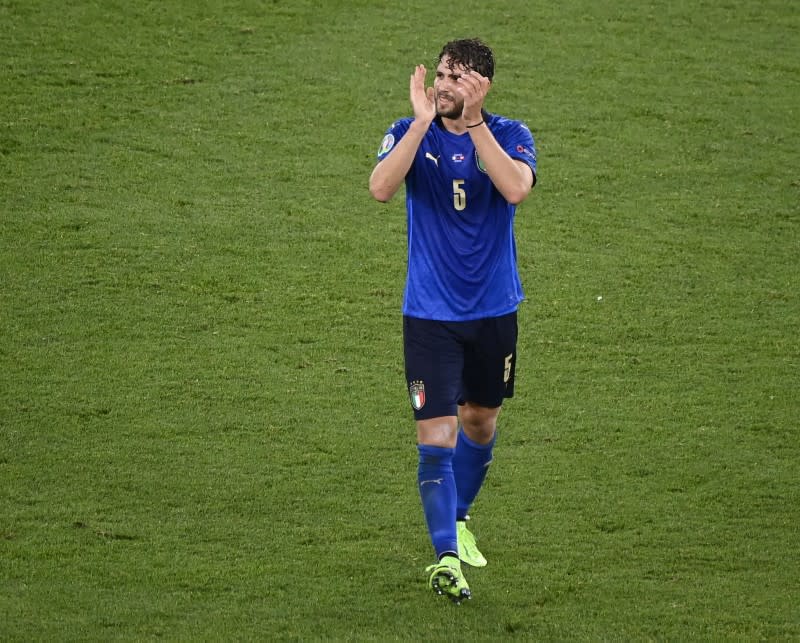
452;179;466;211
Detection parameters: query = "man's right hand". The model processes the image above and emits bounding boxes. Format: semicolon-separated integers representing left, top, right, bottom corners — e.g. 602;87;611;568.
410;65;436;125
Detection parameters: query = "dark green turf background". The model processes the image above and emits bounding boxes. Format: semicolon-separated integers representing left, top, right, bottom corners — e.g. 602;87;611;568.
2;1;798;639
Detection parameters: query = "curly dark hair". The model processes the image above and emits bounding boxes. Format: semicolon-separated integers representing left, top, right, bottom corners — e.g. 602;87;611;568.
437;38;495;80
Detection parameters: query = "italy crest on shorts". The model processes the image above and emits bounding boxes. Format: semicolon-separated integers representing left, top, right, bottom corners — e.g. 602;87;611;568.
409;380;426;410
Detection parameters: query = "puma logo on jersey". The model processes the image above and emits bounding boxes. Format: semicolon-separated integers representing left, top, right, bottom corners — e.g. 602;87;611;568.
425;152;440;166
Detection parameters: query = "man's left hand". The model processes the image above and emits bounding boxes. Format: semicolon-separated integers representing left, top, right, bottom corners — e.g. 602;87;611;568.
456;70;491;123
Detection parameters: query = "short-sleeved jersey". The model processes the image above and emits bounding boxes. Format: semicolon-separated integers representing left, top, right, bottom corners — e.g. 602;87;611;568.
376;113;537;321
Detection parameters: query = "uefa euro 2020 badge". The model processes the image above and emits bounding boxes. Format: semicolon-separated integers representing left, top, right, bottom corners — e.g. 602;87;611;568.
378;133;395;157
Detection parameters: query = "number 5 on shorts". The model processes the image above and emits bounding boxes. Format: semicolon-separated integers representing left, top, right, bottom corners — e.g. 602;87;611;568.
503;353;513;383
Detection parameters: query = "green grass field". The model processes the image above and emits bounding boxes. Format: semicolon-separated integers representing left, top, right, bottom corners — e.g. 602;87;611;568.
2;0;798;639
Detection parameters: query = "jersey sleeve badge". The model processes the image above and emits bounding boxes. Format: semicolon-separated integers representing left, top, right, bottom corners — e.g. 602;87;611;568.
378;133;395;157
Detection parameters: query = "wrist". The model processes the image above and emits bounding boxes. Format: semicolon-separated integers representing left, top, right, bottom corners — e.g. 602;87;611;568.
410;117;434;132
465;119;484;129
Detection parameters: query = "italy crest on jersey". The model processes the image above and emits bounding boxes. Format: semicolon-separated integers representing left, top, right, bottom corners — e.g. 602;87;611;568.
409;380;426;410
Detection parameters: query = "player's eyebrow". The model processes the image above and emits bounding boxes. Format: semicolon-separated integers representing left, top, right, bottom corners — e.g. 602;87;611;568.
437;70;463;80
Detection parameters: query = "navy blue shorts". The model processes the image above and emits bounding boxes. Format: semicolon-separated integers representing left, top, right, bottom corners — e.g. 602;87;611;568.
403;312;518;420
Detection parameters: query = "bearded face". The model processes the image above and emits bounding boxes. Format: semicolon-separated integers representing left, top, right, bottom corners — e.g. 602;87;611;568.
433;57;468;119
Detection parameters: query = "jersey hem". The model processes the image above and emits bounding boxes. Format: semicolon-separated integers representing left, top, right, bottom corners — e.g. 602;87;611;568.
401;303;520;323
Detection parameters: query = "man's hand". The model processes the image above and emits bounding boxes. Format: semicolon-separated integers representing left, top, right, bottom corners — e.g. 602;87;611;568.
410;64;436;125
455;70;490;124
369;65;434;202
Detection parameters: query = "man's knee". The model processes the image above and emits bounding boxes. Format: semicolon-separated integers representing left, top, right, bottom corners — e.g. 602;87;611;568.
416;416;459;448
459;402;500;444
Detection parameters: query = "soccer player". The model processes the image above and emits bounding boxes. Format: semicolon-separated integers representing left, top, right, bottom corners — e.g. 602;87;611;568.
368;38;537;602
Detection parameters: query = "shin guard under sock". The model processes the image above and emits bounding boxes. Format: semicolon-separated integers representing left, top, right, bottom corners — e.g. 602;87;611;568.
417;444;458;559
453;428;496;521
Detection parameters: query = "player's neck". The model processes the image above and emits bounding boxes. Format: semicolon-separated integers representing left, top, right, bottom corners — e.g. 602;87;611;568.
439;115;468;135
438;110;486;135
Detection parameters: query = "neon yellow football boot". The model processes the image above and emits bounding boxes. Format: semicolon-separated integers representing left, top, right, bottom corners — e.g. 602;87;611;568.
425;555;471;604
457;519;487;567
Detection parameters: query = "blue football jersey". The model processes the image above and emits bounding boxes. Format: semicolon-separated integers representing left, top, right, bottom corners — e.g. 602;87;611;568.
376;113;537;321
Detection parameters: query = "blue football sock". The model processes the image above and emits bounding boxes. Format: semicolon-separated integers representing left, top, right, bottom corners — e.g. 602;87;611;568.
417;444;458;560
453;428;496;521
